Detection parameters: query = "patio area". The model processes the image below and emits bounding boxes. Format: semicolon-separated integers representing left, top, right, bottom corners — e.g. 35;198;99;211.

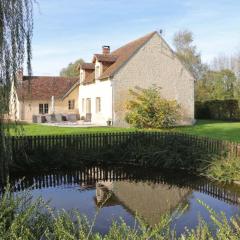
41;121;106;128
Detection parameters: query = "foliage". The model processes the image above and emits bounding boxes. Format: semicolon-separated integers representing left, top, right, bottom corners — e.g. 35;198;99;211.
195;69;237;101
0;183;51;240
125;86;181;128
60;58;84;77
173;29;207;80
195;99;240;120
0;0;33;183
1;183;240;239
212;53;240;80
173;30;240;102
204;156;240;183
8;133;216;176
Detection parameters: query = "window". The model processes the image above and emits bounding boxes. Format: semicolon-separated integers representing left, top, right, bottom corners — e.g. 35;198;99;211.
39;103;48;114
68;100;75;110
39;104;43;114
44;104;48;114
86;98;91;113
96;97;101;113
82;98;85;112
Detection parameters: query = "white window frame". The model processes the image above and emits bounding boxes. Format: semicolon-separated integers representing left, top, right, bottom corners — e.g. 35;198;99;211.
82;98;85;112
96;97;101;113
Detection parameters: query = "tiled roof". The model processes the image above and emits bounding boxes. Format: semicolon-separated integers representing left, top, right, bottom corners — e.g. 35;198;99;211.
100;31;156;79
80;63;95;70
17;76;79;101
82;31;156;84
93;54;118;63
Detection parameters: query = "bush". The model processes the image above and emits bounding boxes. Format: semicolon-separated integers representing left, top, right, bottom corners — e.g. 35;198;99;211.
125;86;181;128
195;99;240;120
204;156;240;183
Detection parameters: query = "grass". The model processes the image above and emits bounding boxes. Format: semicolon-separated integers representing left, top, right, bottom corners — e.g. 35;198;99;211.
173;120;240;142
8;120;240;142
9;124;136;136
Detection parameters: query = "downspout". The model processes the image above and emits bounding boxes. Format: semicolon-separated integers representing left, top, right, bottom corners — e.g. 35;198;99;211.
110;76;114;126
51;96;55;114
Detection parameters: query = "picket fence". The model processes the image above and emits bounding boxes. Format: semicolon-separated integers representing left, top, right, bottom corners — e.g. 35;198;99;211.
8;131;240;158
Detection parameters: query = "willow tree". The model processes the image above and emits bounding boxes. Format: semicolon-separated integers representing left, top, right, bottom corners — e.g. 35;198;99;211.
0;0;33;183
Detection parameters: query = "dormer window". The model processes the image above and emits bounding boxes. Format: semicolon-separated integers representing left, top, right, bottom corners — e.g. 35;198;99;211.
79;63;95;83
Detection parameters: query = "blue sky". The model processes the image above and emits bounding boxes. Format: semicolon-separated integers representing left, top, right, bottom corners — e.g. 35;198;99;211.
31;0;240;76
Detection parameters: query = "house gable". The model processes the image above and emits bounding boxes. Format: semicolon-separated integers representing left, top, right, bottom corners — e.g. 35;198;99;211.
112;32;195;126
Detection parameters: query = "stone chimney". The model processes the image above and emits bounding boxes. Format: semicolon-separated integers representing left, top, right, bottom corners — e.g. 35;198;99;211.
102;45;110;55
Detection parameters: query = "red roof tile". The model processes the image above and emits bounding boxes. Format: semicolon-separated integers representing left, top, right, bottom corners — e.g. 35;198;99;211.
93;54;117;63
80;63;95;70
17;76;79;101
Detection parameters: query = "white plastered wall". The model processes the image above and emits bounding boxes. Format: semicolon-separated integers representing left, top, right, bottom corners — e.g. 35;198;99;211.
79;79;112;125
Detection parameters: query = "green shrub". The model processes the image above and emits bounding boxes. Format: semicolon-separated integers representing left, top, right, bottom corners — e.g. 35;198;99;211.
204;156;240;183
195;99;240;120
125;86;181;128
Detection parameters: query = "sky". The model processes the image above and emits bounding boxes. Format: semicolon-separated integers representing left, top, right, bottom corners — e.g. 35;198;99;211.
31;0;240;76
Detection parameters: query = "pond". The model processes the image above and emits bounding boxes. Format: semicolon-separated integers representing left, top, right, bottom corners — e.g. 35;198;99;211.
9;167;240;235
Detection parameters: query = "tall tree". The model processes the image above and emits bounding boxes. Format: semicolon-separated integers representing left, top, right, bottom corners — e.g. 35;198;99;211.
212;54;240;80
173;30;207;80
0;0;33;183
195;69;237;101
60;58;84;77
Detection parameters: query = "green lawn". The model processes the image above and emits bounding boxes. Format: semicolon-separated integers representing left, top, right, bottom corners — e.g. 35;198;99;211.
174;120;240;142
8;120;240;142
9;124;136;136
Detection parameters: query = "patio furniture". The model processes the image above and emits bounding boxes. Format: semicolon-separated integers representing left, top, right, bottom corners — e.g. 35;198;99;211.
45;114;57;122
85;113;92;122
54;114;62;122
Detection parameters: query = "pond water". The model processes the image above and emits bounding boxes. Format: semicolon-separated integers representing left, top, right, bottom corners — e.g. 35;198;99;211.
9;167;240;235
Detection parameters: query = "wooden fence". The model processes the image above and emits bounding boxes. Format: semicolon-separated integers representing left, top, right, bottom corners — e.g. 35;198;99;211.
7;131;240;158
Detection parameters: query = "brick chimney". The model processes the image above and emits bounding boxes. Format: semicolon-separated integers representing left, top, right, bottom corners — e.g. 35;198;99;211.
102;45;110;55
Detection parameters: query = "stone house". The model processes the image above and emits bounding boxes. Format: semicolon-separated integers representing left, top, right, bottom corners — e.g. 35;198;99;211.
12;31;195;125
75;31;195;126
10;75;79;122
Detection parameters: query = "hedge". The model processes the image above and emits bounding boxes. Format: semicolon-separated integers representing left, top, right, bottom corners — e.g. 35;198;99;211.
195;99;240;120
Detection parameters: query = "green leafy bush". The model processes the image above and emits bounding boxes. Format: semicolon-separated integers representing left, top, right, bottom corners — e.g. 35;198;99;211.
204;156;240;183
195;99;240;120
125;86;181;128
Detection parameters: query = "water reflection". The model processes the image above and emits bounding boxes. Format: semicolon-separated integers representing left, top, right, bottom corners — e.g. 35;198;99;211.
8;167;240;234
95;180;190;226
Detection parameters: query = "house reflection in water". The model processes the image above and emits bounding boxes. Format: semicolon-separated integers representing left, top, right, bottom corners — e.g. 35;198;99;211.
95;180;191;226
